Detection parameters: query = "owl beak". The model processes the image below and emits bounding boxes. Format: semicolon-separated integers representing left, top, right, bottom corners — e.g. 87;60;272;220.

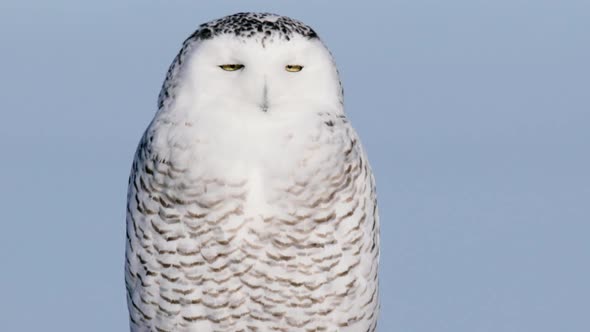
259;82;269;113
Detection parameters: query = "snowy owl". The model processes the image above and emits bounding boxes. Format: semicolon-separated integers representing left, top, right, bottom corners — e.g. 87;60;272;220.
125;12;379;332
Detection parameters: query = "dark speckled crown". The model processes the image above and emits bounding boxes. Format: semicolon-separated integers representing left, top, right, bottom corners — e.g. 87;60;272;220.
188;12;318;42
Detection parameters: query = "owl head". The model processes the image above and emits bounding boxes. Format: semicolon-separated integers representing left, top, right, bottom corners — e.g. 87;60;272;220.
157;13;344;119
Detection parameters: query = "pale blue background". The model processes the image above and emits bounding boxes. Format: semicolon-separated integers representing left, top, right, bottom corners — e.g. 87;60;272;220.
1;0;588;331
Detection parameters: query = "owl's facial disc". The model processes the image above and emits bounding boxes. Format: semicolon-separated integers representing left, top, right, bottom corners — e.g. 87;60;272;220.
180;34;342;116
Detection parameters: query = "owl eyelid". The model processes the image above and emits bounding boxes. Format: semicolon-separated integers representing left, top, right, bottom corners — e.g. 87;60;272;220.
219;64;245;71
285;65;304;72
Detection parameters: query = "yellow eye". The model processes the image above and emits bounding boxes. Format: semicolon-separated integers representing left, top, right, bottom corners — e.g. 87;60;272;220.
285;65;304;72
219;64;244;71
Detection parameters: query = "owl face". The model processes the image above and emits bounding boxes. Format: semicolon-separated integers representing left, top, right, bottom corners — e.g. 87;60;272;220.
168;19;343;118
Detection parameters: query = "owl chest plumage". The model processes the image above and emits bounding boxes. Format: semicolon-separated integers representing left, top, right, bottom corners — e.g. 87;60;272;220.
125;113;379;331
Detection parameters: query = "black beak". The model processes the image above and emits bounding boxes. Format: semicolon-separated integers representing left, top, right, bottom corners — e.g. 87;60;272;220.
260;83;269;113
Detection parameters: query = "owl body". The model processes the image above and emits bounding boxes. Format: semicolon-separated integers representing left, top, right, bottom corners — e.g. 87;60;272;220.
125;13;379;332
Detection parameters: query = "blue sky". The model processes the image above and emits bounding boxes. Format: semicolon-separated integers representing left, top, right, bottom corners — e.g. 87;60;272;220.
1;1;589;331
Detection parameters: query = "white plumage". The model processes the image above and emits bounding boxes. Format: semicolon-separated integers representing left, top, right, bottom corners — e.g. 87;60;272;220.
125;12;379;332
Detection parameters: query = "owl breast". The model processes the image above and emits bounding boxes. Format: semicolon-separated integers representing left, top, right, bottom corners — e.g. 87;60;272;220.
126;112;378;332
